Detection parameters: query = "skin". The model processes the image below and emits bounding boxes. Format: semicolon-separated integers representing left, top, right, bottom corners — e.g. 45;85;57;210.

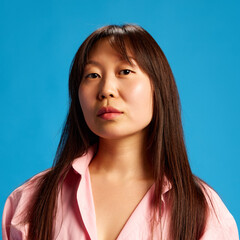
78;39;155;240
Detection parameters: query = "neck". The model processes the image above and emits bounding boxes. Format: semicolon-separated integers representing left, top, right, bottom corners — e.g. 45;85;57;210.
89;132;153;181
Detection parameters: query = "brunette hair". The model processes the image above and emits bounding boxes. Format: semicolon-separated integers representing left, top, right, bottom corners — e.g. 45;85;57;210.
25;24;208;240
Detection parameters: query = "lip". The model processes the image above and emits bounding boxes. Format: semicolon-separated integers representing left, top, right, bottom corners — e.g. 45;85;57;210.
97;106;123;120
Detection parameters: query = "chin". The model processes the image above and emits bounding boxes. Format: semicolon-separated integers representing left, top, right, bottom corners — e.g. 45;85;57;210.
96;130;146;141
88;123;150;140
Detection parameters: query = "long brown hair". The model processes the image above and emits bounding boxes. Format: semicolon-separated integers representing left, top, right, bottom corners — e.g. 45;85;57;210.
24;24;208;240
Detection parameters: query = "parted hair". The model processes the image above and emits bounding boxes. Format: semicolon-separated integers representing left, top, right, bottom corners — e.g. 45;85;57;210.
24;24;208;240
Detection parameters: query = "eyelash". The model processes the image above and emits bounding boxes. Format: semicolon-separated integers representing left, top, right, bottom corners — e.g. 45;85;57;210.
85;69;134;79
85;73;100;79
119;69;132;75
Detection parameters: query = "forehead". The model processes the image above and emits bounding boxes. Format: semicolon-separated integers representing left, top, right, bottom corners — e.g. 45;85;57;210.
86;37;134;64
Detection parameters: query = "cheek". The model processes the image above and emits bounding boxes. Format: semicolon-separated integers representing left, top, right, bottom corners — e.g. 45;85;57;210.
78;86;94;117
124;79;153;118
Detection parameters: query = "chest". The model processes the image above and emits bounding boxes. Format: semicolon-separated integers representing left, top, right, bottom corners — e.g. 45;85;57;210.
90;175;154;240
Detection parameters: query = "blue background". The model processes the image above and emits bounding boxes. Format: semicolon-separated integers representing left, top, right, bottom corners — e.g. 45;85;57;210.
1;0;239;236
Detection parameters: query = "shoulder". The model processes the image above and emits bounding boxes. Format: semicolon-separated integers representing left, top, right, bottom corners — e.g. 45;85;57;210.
200;182;239;240
2;170;49;240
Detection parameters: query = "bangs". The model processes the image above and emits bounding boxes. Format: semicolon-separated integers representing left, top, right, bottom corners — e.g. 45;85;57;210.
84;35;134;67
108;35;133;65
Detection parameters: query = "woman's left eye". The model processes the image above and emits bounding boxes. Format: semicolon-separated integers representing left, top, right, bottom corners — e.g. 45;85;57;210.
119;69;132;75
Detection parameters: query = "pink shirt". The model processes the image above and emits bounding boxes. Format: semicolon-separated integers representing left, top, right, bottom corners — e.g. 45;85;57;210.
2;146;239;239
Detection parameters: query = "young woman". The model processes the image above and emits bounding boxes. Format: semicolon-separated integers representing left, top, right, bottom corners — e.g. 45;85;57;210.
2;24;239;240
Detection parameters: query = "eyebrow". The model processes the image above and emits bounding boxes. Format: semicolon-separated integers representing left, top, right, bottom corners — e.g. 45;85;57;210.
85;60;102;67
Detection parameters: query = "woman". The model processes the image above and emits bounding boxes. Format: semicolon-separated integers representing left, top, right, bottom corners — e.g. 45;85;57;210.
2;24;238;240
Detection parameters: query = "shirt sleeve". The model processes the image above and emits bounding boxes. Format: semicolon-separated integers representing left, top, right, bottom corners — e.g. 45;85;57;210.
2;171;51;240
2;190;28;240
200;185;239;240
2;194;13;240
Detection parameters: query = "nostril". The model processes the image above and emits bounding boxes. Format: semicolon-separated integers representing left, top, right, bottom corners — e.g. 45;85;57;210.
99;93;115;100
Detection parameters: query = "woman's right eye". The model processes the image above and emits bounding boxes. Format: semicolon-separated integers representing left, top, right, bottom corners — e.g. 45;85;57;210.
85;73;100;79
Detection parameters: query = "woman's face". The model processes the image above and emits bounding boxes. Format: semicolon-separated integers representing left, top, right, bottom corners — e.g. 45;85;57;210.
78;38;153;140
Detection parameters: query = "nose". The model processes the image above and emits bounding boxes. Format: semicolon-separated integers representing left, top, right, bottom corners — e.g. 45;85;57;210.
98;74;119;100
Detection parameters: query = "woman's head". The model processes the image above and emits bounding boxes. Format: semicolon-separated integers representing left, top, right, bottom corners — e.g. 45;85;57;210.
69;24;180;151
78;37;154;140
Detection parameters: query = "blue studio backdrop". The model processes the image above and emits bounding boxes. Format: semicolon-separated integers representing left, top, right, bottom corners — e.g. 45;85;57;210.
1;0;239;236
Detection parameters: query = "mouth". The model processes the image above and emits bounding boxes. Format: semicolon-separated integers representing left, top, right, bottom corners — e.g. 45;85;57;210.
97;106;123;120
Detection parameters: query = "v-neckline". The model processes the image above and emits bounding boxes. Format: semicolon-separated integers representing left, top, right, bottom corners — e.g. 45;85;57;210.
86;167;155;240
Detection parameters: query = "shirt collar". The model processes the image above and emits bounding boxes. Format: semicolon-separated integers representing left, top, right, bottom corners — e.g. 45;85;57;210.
72;145;97;176
71;145;172;195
